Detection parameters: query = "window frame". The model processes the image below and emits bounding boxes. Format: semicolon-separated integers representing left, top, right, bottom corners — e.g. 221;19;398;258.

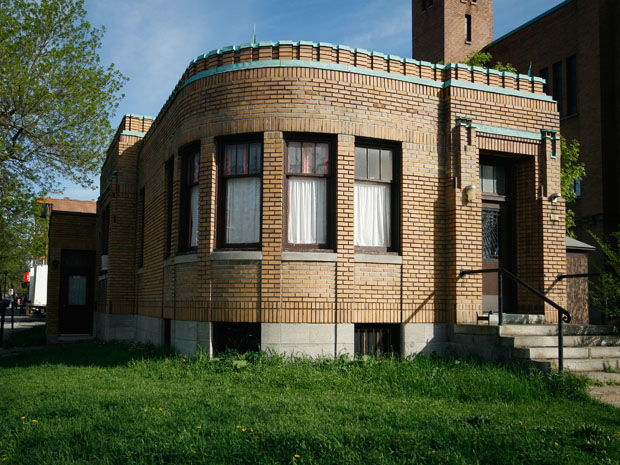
164;156;175;258
552;61;563;117
216;134;264;250
179;142;200;253
138;187;145;268
354;139;401;255
465;14;472;43
283;134;336;251
566;55;577;116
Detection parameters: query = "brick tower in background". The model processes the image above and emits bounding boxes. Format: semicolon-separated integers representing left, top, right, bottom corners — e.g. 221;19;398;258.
412;0;494;64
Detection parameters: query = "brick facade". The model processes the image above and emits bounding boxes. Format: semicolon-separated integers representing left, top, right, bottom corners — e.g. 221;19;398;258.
412;0;494;65
95;40;564;355
46;199;97;341
484;0;620;249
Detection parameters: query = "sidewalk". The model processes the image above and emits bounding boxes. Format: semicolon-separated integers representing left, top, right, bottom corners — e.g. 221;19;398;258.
0;313;46;340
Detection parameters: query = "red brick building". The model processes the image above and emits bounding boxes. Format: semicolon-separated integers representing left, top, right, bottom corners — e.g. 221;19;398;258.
93;40;566;356
45;198;97;342
412;0;619;261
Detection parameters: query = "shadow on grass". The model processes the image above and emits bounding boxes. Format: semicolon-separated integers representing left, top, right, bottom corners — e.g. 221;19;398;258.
2;325;47;348
0;340;175;369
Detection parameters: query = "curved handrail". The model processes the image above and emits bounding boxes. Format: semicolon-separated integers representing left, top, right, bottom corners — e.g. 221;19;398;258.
459;267;571;371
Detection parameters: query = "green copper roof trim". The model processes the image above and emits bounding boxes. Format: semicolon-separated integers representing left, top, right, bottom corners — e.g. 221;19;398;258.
484;0;574;50
472;124;542;141
541;128;558;134
121;130;146;138
182;59;443;90
444;79;555;103
371;51;387;59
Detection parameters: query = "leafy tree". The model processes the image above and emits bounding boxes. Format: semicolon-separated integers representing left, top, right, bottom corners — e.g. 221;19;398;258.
0;0;126;283
589;230;620;322
464;51;517;74
560;137;585;238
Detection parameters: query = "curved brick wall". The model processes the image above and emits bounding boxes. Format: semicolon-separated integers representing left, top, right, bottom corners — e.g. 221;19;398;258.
100;40;564;330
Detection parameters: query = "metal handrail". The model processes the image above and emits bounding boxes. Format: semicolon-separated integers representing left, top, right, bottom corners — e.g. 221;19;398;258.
557;272;600;280
459;267;572;372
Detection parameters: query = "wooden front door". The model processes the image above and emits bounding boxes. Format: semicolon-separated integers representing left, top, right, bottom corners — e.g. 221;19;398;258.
480;161;516;313
59;249;95;335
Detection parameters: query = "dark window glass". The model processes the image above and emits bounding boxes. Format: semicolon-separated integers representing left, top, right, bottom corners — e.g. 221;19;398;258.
480;164;505;195
101;206;110;256
466;14;472;42
180;146;200;251
482;209;500;260
553;61;563;117
354;324;401;357
138;187;145;267
165;157;174;258
566;55;577;115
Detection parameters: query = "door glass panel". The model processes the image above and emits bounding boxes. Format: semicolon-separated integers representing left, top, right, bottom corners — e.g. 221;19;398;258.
67;275;87;305
482;209;500;260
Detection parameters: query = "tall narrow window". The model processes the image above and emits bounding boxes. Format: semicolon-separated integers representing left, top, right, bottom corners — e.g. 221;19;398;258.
180;146;199;251
285;140;331;248
465;14;472;42
101;206;110;256
165;156;174;258
539;68;549;95
354;145;398;251
552;61;563;117
566;55;577;116
138;187;145;268
219;141;262;247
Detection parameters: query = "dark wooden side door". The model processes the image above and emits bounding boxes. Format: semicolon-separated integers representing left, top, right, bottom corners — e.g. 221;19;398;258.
59;249;95;335
480;161;516;313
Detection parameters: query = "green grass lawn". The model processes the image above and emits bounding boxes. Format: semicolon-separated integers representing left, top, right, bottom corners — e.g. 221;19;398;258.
0;343;618;465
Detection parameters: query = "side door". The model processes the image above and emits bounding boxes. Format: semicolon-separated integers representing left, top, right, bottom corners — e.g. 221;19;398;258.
59;249;95;335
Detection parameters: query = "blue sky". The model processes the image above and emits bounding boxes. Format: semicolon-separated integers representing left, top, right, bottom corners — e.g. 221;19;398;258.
63;0;565;200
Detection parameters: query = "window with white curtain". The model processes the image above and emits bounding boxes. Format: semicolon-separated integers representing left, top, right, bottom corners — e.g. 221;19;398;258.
181;147;200;251
286;141;330;247
354;146;395;250
220;142;262;247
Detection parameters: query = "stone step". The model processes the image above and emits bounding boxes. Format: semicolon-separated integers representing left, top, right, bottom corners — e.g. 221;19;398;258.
532;357;620;372
501;334;620;348
584;371;620;384
513;345;620;360
500;324;616;337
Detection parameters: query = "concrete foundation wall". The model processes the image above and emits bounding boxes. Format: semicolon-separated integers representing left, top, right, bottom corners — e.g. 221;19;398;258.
135;315;163;345
172;320;212;355
261;323;354;358
401;323;452;357
94;312;136;342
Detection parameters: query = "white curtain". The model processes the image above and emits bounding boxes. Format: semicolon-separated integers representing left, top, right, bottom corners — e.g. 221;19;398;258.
189;185;199;247
288;177;326;244
354;182;391;247
226;177;260;244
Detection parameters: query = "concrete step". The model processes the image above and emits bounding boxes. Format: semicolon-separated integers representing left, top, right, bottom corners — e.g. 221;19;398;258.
513;346;620;360
584;371;620;384
500;324;616;337
532;357;620;372
501;334;620;348
489;313;546;325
